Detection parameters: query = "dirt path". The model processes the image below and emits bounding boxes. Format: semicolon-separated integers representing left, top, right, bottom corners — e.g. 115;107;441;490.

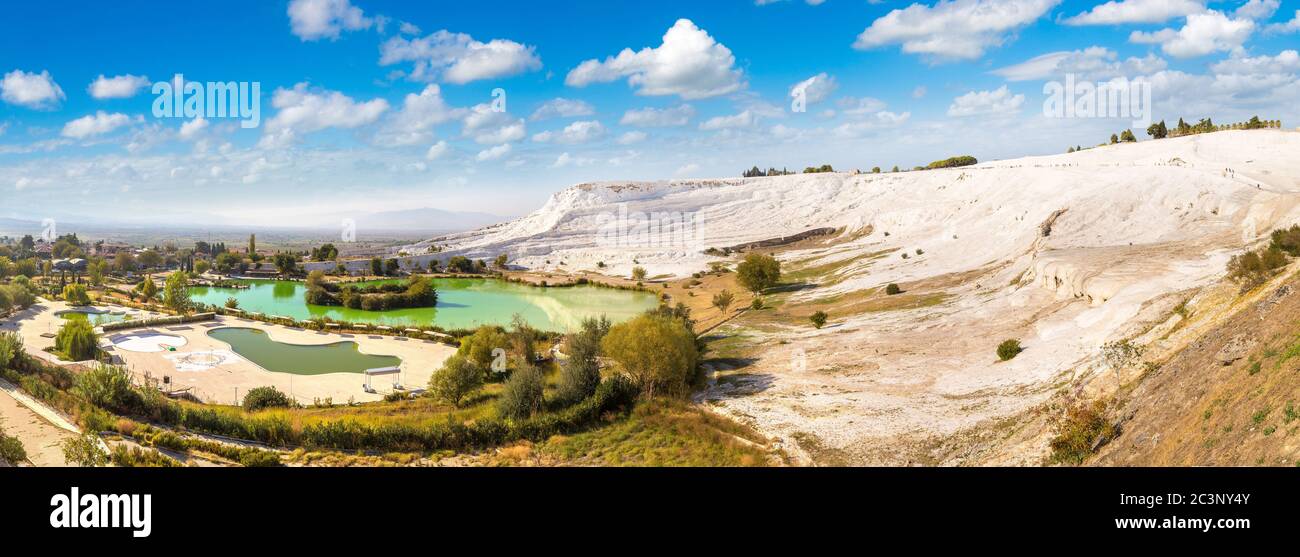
0;385;77;466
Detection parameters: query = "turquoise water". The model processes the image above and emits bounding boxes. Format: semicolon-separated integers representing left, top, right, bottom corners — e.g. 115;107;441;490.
188;278;659;332
57;309;129;326
208;327;400;375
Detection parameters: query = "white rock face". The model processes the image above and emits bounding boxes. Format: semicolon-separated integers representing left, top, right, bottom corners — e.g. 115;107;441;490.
411;130;1300;464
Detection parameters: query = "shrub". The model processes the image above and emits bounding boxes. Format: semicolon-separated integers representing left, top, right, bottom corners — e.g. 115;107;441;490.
74;365;139;414
711;290;735;313
631;266;647;281
1048;399;1116;465
497;364;546;420
429;355;485;408
63;433;109;467
809;311;828;329
55;318;98;362
997;339;1023;361
885;283;901;295
238;450;282;467
110;444;181;467
1270;224;1300;256
62;284;91;306
555;316;610;405
0;332;22;372
927;155;978;169
1226;246;1288;290
736;253;781;294
750;297;764;310
601;312;699;398
0;430;26;465
242;386;291;412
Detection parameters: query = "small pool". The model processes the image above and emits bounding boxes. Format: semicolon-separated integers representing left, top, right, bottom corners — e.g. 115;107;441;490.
207;327;401;376
57;308;129;327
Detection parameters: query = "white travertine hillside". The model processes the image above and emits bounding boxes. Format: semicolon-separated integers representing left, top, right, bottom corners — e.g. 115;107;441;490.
406;130;1300;464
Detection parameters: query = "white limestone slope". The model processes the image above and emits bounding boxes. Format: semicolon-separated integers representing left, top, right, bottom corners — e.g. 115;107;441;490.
410;130;1300;464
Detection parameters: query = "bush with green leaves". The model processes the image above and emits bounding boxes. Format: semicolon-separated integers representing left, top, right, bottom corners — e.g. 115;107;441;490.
62;284;91;306
242;386;292;412
0;425;27;465
631;266;647;281
110;444;181;467
428;355;485;408
601;312;699;398
63;433;109;467
736;253;780;294
885;283;902;295
809;311;828;329
555;316;610;405
1226;246;1288;290
497;364;546;420
1048;399;1116;465
997;339;1023;361
0;332;21;372
55;318;98;362
74;365;139;413
711;290;735;313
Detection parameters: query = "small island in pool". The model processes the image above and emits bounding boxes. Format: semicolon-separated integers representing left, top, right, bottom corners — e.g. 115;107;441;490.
188;276;659;331
304;272;437;311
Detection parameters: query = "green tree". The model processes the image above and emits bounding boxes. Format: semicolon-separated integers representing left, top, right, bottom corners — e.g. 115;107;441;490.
248;234;256;257
62;284;90;306
74;365;137;411
496;363;545;419
136;275;158;301
384;258;399;276
631;266;647;281
273;253;298;276
736;253;781;294
194;259;210;274
429;355;484;407
87;259;105;286
711;289;735;313
55;318;98;361
62;433;109;467
1109;133;1119;144
163;271;192;313
601;312;699;398
494;254;509;269
457;326;510;372
242;386;291;411
370;257;383;276
15;258;38;278
555;316;611;404
0;428;26;465
138;249;163;271
810;310;828;329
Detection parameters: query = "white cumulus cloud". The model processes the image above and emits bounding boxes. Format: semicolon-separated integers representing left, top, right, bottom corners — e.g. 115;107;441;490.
529;98;595;121
287;0;372;41
947;85;1025;117
619;105;695;127
1130;10;1254;58
533;120;606;144
854;0;1060;61
566;19;744;99
381;30;542;84
1;69;65;109
88;74;151;99
62;111;132;139
1064;0;1204;25
264;83;389;137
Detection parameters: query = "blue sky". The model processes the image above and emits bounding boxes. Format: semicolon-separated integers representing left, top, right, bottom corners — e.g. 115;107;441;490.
2;0;1298;227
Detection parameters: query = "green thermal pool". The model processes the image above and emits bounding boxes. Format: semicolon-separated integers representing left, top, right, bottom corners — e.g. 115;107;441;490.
188;278;659;331
57;309;129;326
207;327;400;375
